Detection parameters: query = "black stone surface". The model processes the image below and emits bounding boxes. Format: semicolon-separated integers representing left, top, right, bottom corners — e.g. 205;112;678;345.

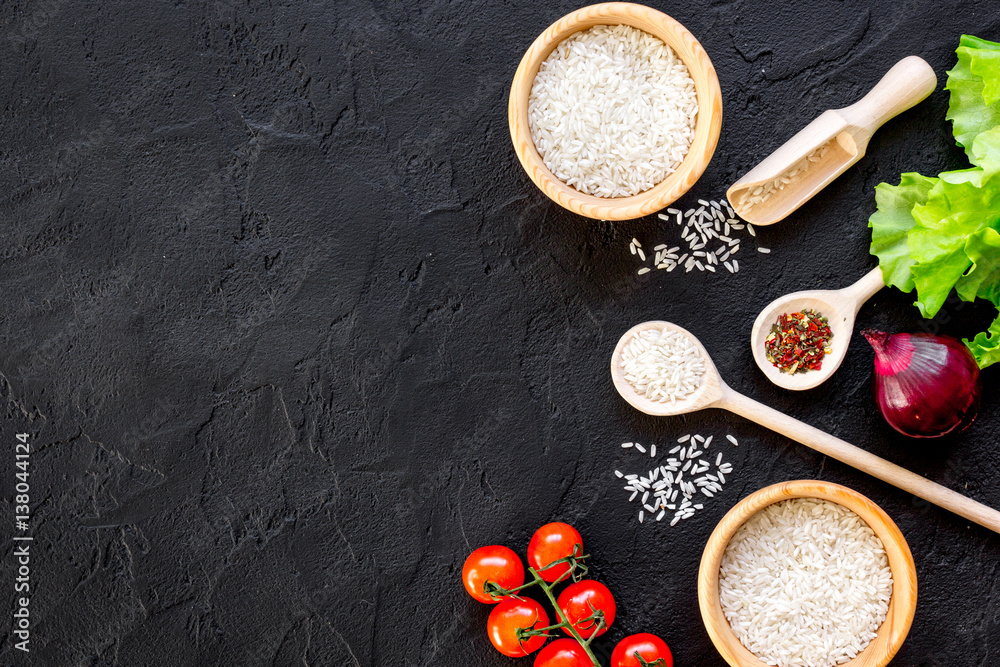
2;1;999;665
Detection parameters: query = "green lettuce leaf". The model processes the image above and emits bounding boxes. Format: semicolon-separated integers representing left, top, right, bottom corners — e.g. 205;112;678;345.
957;228;1000;303
969;37;1000;107
946;35;1000;162
959;228;1000;366
970;124;1000;174
871;35;1000;368
868;173;935;292
968;312;1000;368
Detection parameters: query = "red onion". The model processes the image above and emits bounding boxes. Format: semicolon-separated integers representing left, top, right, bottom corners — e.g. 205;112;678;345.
861;329;981;438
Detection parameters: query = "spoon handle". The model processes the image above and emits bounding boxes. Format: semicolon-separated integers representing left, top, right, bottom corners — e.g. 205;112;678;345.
719;389;1000;534
841;267;885;312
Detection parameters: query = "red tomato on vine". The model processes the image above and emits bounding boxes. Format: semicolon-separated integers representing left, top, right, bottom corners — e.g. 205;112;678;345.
462;545;524;603
487;598;549;657
533;638;592;666
611;633;673;667
556;580;616;638
527;522;583;582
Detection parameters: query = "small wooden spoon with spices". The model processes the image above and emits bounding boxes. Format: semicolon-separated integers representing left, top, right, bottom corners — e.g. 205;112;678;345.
750;267;884;391
610;320;1000;534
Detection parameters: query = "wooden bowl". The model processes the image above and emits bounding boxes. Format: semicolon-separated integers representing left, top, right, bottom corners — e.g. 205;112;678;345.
508;2;723;220
698;480;917;667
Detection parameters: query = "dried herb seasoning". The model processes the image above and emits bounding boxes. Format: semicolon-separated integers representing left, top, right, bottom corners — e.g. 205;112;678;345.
765;309;833;374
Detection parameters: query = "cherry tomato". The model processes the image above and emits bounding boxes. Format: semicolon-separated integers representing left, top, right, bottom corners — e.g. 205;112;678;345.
462;545;525;603
527;522;583;582
487;598;550;657
556;580;616;638
533;638;592;667
611;633;673;667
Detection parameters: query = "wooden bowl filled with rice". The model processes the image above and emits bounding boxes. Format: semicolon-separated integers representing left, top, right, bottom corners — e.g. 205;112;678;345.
698;480;917;667
508;2;723;220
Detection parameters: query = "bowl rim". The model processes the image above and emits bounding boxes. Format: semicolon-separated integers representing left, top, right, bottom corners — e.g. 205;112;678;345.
508;2;723;220
697;480;918;667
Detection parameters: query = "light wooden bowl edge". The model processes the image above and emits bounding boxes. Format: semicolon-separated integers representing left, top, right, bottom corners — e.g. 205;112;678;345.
698;480;917;667
508;2;723;220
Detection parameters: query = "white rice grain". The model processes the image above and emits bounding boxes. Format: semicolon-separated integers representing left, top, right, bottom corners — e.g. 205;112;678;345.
529;25;698;198
619;327;705;404
719;498;892;667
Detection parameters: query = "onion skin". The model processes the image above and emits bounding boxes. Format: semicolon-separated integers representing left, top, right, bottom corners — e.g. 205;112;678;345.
862;329;981;438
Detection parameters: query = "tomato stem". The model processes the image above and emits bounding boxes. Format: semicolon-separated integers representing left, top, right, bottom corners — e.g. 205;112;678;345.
527;564;602;667
485;546;591;599
486;545;601;666
574;603;607;646
483;579;534;600
635;653;669;667
536;546;591;582
521;622;563;634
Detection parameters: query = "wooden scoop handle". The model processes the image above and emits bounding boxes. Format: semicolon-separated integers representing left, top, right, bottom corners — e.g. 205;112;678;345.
838;56;938;142
719;388;1000;534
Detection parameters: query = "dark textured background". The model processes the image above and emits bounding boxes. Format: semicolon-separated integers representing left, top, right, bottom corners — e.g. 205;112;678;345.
1;1;999;665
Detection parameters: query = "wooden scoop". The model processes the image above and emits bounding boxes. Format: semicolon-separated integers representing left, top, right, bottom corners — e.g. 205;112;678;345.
610;320;1000;534
751;267;884;390
727;56;938;226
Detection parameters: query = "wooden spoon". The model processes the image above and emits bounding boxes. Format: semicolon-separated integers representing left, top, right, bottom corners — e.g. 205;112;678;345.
750;267;884;390
726;56;937;226
610;320;1000;534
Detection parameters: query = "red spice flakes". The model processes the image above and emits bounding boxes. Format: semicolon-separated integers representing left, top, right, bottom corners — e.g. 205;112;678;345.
765;309;833;374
